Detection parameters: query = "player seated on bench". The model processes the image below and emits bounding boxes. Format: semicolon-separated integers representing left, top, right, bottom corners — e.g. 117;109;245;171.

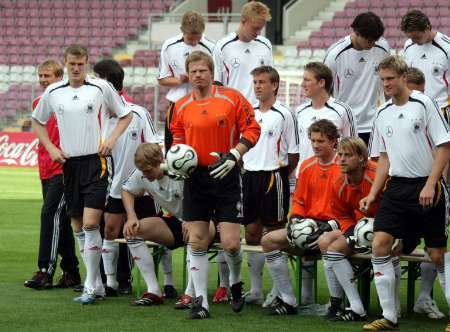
122;143;215;307
261;119;341;311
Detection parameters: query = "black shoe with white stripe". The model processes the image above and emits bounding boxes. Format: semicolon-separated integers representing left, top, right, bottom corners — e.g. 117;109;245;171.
188;296;210;319
230;281;245;313
266;299;298;316
336;308;367;322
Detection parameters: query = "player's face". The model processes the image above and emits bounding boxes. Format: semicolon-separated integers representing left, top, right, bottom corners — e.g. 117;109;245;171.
240;17;266;41
38;68;60;89
337;148;361;174
141;164;164;181
253;73;276;102
302;70;324;98
183;32;202;46
353;33;377;50
65;54;88;86
188;60;213;89
407;82;425;93
379;68;406;98
310;131;335;160
404;30;431;45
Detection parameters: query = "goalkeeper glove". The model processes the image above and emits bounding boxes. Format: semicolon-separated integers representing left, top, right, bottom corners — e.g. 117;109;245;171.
304;219;340;250
208;148;241;179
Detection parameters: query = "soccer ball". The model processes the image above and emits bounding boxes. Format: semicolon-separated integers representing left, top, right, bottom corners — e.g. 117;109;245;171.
166;144;198;177
354;217;375;249
287;218;318;249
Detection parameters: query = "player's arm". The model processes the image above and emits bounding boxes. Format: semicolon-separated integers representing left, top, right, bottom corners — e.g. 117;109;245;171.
284;110;300;174
212;44;224;85
360;152;389;211
170;104;186;145
32;120;67;163
158;76;189;87
323;49;337;96
100;112;132;156
289;167;307;218
122;189;140;239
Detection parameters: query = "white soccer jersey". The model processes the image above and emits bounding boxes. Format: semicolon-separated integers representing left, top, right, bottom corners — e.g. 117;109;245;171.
158;33;215;103
107;104;158;199
32;75;129;157
122;169;183;219
403;31;450;108
295;96;357;164
213;32;273;105
324;35;390;133
243;101;299;171
370;90;450;177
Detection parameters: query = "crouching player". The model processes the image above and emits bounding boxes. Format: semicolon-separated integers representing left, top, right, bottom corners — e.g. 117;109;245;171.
261;119;341;313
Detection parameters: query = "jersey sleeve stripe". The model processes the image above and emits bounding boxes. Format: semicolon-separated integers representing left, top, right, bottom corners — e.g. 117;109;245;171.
289;111;300;144
220;35;239;51
84;81;103;93
199;41;213;55
145;111;157;135
334;100;356;136
49;82;70;94
270;106;285;120
432;40;448;58
254;38;271;50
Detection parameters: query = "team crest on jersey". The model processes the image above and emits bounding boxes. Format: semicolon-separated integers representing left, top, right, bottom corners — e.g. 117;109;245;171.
386;125;393;137
433;66;440;76
57;104;64;115
86;102;94;113
412;119;422;133
217;118;226;128
231;58;240;68
130;130;138;140
344;68;354;78
268;130;274;137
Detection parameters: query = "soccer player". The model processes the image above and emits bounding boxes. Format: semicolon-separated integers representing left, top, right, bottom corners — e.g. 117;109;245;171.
261;119;341;311
170;51;260;319
361;56;450;331
91;59;159;296
241;66;299;309
213;1;273;105
31;44;132;305
25;59;80;290
401;10;450;108
406;67;426;93
324;11;390;144
159;10;215;152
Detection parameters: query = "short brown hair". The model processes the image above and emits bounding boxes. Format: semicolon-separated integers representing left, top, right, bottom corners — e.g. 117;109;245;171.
400;10;431;33
185;50;214;73
406;67;425;86
251;65;279;95
308;119;339;142
64;44;88;61
351;12;384;41
304;62;333;93
377;56;408;76
38;59;64;78
134;143;163;170
338;137;368;167
181;11;205;34
241;1;271;22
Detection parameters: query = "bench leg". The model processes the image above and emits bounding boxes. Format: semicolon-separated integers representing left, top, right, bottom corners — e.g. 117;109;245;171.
407;262;420;314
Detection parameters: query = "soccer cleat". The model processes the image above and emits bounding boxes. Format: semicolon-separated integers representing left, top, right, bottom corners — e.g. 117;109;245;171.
244;291;264;305
131;292;164;306
73;292;96;305
262;288;280;308
24;271;53;290
324;297;343;320
104;286;118;297
413;299;445;319
363;318;399;331
266;299;298;316
163;285;178;299
188;296;210;319
212;286;229;303
118;282;132;295
334;308;367;322
230;281;245;313
174;294;193;310
55;271;81;289
73;284;84;292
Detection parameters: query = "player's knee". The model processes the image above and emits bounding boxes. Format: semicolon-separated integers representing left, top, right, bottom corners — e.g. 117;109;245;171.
318;231;337;253
222;238;240;254
261;234;276;253
104;223;119;240
372;232;393;256
428;249;445;267
245;232;261;246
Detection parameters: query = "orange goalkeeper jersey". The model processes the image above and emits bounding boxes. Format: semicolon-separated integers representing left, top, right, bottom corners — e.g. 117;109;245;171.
331;160;380;232
170;85;261;166
291;156;341;221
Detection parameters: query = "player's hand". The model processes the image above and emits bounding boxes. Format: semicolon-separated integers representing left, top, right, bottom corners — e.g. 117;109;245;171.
160;162;188;180
179;74;189;84
304;220;340;250
49;146;68;164
124;218;140;239
99;138;114;156
419;182;435;208
359;194;375;213
208;149;241;179
181;222;190;243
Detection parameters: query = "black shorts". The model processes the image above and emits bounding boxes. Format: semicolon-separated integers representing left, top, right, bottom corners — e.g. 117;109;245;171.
105;195;157;219
63;154;109;218
161;215;184;250
242;167;289;227
374;177;448;249
183;166;240;223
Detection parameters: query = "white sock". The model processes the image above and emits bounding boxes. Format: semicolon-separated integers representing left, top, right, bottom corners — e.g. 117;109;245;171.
301;259;314;305
160;247;174;286
445;253;450;307
74;231;86;261
217;251;230;288
102;240;119;289
127;239;161;296
225;248;242;286
417;262;437;303
328;252;365;315
372;256;397;323
266;250;297;307
436;264;450;308
392;257;401;315
83;227;102;294
247;252;265;296
190;247;209;310
185;246;195;296
322;253;344;299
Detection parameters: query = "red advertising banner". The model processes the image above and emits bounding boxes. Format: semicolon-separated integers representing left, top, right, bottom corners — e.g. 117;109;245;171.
0;132;38;167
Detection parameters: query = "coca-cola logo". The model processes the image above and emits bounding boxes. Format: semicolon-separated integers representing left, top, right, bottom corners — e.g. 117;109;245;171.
0;134;38;167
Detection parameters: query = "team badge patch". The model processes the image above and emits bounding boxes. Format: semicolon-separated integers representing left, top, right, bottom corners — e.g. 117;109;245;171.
231;58;240;68
386;125;393;137
344;68;354;78
130;130;138;140
86;102;94;113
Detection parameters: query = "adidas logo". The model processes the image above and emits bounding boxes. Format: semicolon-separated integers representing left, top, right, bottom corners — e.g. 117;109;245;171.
72;95;79;100
133;256;141;261
398;113;404;119
245;49;251;54
89;246;102;251
374;272;384;277
421;53;427;59
359;57;366;63
190;267;199;271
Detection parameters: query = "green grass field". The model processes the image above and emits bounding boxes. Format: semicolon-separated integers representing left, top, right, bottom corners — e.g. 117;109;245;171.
0;167;447;331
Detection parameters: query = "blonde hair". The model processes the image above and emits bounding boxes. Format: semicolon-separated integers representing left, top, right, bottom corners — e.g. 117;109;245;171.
241;1;271;22
338;137;368;166
181;11;205;34
406;67;425;86
377;55;408;76
38;59;64;78
185;50;214;73
134;143;163;170
64;44;88;61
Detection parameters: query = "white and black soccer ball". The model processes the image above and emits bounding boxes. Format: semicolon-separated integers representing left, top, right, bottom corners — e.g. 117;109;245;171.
166;144;198;177
287;218;318;249
354;217;375;249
